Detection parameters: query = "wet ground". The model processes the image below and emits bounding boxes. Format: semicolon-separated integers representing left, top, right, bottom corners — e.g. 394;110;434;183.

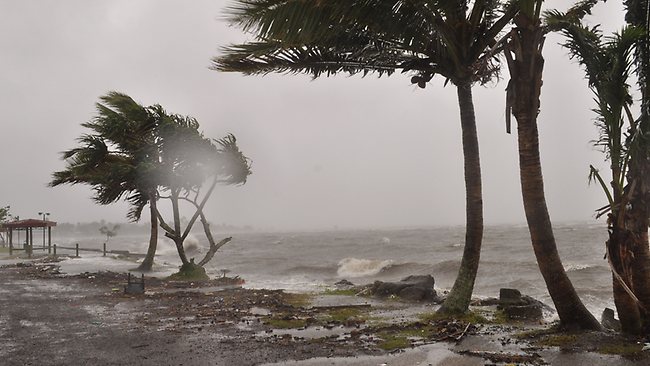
2;257;650;365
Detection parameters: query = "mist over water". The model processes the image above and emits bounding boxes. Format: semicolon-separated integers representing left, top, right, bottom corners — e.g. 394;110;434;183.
52;222;612;317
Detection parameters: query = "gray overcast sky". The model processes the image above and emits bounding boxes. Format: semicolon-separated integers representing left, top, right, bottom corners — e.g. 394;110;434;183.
0;0;628;230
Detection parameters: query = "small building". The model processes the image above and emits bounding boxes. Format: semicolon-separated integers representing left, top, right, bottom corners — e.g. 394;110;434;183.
0;219;57;257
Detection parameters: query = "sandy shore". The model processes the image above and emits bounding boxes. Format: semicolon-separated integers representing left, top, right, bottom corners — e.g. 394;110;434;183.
1;256;649;366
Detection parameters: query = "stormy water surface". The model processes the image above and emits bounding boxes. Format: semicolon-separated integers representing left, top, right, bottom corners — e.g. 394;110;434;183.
51;222;612;318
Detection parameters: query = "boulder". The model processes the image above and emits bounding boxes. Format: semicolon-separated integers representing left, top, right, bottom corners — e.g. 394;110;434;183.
601;308;621;332
499;288;525;306
334;279;355;288
497;288;547;321
371;275;436;301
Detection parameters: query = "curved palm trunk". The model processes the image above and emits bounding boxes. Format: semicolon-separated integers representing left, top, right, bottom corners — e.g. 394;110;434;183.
137;194;158;272
507;14;600;330
628;162;650;331
607;225;642;333
438;83;484;314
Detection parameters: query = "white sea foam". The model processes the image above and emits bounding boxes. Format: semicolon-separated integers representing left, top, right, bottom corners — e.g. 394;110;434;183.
564;263;594;272
337;257;393;278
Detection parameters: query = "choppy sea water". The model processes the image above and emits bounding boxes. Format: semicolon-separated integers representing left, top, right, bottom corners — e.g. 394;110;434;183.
51;222;612;317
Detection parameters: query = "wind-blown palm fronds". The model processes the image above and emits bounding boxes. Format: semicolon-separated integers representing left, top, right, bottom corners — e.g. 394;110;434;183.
215;0;518;86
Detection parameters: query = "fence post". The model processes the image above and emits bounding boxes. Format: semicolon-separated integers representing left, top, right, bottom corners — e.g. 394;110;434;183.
75;243;79;257
9;241;12;255
53;244;57;256
103;243;106;257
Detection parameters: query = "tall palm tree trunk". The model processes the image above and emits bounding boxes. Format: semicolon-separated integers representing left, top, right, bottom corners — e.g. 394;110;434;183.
137;193;159;272
438;83;484;314
508;13;601;330
609;225;642;333
628;162;650;330
516;112;600;330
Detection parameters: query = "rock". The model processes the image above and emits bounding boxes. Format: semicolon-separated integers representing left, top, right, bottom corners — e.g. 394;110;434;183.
499;288;524;305
497;288;548;321
370;275;436;301
601;307;621;331
334;279;355;288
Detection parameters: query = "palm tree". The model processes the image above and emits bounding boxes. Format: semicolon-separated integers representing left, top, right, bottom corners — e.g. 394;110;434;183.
502;0;601;329
214;0;517;315
50;92;160;272
547;10;644;332
623;0;650;332
150;106;252;273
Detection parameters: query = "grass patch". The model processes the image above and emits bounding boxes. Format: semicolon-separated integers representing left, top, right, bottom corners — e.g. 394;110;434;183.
166;262;209;281
377;334;411;351
264;316;308;329
0;246;10;254
318;307;370;324
598;342;643;356
283;293;312;308
536;334;578;348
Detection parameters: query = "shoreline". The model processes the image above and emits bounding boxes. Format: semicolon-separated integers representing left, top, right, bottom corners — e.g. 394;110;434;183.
1;256;648;365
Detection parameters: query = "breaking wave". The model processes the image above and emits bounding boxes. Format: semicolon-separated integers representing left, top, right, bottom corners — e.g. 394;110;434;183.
337;258;394;278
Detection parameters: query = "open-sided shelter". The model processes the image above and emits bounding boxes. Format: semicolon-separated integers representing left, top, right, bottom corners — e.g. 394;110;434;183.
1;219;57;256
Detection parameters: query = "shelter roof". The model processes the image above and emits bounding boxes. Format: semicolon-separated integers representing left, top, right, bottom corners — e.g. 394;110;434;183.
1;219;57;229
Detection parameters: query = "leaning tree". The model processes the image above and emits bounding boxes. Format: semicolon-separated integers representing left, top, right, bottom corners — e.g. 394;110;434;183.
149;105;252;278
50;92;161;272
214;0;518;314
501;0;601;329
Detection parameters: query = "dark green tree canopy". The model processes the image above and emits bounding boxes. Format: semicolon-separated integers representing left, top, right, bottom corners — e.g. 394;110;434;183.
214;0;519;86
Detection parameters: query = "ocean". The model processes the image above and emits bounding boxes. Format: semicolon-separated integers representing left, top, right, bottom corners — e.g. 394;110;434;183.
51;221;613;318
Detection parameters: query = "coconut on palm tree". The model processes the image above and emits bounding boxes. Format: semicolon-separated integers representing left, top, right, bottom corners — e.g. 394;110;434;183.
214;0;518;314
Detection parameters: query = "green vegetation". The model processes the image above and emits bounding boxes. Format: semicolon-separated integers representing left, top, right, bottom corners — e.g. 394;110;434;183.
598;342;644;356
264;316;309;329
167;262;209;281
536;334;578;348
283;293;311;308
377;333;411;351
51;92;252;272
320;307;366;323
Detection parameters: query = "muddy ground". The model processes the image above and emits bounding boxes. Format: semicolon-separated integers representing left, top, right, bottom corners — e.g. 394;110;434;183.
1;258;649;366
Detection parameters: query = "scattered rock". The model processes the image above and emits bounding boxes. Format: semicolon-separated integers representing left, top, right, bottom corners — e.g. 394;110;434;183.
601;307;621;332
370;275;436;301
334;279;355;288
497;288;547;321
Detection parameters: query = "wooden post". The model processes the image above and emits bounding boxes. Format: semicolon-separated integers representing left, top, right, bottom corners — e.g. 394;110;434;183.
28;228;33;258
103;243;106;257
48;226;52;254
75;243;79;257
9;228;12;255
53;244;57;256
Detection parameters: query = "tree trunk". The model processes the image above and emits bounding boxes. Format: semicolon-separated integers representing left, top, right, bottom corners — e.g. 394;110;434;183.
438;83;484;315
137;194;158;272
608;226;642;334
628;160;650;331
171;190;189;266
507;14;601;330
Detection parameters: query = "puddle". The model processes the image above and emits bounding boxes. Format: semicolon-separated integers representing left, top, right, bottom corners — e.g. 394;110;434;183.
257;325;357;340
260;342;482;366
